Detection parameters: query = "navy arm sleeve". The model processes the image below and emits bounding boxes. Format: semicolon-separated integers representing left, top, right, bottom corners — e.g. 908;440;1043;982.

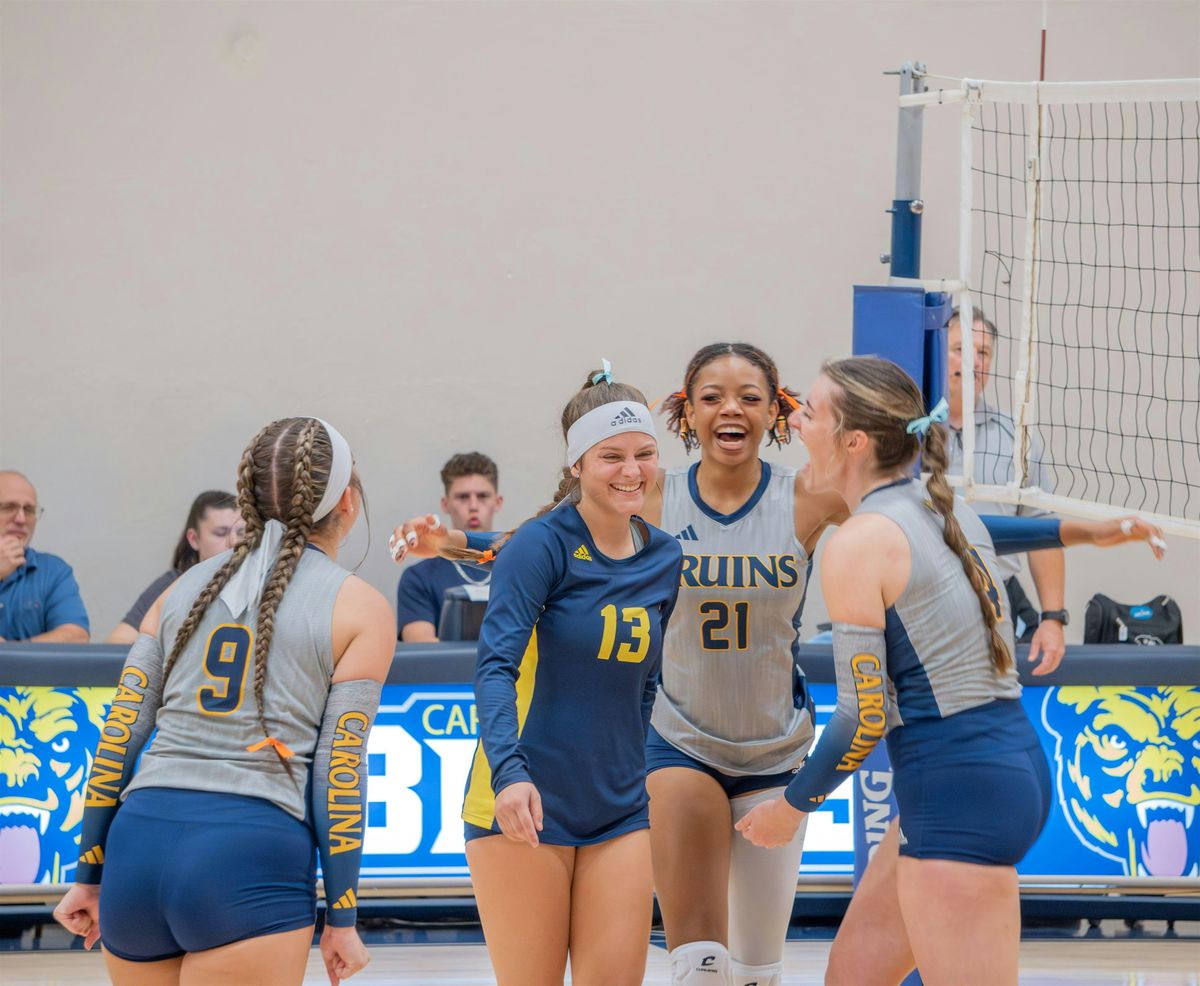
474;525;563;794
76;635;164;882
464;530;502;554
784;623;887;812
979;515;1063;556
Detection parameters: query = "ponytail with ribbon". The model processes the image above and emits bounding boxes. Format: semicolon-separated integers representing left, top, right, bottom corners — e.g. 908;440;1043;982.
905;397;949;439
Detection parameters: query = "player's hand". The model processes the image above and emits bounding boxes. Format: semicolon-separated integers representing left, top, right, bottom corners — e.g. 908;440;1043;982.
388;514;448;562
494;781;544;847
320;923;371;985
1027;618;1066;676
0;536;26;581
1104;517;1168;559
735;796;805;849
53;883;101;950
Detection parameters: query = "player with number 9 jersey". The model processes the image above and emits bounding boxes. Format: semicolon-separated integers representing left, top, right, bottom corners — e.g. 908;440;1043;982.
53;418;395;986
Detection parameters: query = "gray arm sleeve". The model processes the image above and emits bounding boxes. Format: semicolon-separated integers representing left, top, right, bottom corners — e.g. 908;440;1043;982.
784;623;888;812
76;633;165;882
311;678;383;927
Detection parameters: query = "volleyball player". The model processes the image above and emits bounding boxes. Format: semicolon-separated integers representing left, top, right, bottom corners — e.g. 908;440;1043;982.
640;344;1164;986
393;346;1165;986
733;357;1148;985
53;417;395;986
644;343;848;986
393;344;825;986
444;367;682;986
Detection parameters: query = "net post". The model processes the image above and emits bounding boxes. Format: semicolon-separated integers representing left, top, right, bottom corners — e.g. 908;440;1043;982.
1012;90;1044;495
890;61;927;278
958;83;979;500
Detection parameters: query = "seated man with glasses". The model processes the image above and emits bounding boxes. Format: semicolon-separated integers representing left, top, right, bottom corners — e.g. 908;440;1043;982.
0;471;89;642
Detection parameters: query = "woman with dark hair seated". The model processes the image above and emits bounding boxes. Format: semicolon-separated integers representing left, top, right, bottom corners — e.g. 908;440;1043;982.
106;490;243;643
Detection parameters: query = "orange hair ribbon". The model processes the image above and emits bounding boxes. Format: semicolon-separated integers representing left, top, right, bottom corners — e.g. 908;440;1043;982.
648;390;688;413
247;736;296;759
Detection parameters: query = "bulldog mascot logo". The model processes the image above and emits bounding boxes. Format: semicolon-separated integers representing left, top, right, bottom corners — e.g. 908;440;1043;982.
1042;686;1199;877
0;687;108;883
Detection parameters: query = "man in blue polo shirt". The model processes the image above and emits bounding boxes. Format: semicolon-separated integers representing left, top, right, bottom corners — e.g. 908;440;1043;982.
396;453;502;642
0;471;89;642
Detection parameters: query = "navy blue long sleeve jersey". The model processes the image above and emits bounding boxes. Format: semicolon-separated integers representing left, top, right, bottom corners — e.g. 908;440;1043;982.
462;504;683;845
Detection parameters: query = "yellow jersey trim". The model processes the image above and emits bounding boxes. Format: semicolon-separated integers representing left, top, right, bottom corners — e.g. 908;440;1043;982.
462;628;540;827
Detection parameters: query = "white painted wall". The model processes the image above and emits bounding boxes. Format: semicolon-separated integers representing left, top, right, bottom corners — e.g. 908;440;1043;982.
2;1;1197;641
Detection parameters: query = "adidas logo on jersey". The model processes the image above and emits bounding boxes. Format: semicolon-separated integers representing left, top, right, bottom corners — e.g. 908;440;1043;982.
573;544;593;561
610;406;643;426
80;845;104;866
331;889;357;909
674;524;699;542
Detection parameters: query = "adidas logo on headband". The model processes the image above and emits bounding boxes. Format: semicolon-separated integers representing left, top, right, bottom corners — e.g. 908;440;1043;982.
565;399;657;467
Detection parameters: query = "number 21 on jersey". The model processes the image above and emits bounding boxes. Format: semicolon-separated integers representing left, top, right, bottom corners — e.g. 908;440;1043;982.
699;600;750;650
596;605;650;663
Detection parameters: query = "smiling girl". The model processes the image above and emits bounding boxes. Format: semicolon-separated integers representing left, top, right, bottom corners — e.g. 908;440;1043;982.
438;367;682;986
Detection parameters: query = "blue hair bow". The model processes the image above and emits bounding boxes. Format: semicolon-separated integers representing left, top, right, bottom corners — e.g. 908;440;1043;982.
592;358;614;386
905;396;949;437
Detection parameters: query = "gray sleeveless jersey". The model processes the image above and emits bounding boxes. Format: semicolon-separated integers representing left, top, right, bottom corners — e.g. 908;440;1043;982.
856;479;1021;729
651;462;815;775
125;547;350;820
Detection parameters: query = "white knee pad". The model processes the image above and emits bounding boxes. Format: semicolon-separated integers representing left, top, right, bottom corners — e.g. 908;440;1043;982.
727;786;807;970
670;940;733;985
732;960;783;986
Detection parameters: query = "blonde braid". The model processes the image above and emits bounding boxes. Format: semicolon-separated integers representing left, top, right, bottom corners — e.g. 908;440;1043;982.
161;425;272;687
250;418;321;775
924;424;1013;673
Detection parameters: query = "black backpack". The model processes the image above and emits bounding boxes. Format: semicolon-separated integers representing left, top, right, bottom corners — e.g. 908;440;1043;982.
1083;594;1183;645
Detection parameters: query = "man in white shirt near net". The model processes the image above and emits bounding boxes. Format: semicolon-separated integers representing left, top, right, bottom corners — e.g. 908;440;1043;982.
945;308;1068;673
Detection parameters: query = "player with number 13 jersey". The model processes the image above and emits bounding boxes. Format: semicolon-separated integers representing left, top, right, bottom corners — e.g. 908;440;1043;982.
463;501;681;844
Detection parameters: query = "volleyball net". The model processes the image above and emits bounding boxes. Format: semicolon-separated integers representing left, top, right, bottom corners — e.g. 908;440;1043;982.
906;77;1200;538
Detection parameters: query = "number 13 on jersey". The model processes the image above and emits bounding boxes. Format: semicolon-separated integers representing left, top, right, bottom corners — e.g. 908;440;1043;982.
596;605;651;663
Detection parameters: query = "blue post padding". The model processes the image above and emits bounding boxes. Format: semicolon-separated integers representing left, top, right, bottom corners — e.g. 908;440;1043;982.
922;291;951;411
852;284;928;396
889;200;922;279
852;286;952;415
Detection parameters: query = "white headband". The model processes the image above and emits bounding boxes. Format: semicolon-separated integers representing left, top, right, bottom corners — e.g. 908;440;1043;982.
312;418;353;521
565;401;657;467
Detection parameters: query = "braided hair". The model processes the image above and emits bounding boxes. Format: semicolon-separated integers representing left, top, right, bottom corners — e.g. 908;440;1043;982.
161;417;355;768
821;357;1012;674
